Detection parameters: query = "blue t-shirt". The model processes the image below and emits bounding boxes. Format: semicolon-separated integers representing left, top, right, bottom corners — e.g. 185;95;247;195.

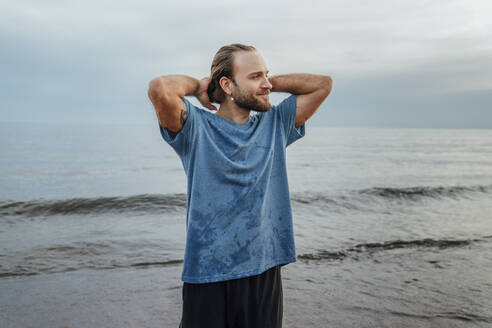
159;94;305;283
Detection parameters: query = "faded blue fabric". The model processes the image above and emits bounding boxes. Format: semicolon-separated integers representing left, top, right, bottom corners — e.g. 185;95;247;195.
159;94;305;283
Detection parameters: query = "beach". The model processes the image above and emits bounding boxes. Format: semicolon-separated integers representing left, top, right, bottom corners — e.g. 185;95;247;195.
1;122;492;327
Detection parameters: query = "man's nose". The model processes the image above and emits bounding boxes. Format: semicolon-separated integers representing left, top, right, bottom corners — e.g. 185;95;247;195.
262;76;272;89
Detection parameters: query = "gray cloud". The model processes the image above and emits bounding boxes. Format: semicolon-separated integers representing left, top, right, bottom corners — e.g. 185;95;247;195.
1;0;491;128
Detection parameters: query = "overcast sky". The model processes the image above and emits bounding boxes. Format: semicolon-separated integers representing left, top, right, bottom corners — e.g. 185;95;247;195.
1;0;491;128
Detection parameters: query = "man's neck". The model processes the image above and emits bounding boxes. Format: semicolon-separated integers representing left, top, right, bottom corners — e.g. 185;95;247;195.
216;99;251;125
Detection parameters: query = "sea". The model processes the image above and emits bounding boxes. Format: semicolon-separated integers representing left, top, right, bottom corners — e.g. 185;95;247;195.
1;121;491;328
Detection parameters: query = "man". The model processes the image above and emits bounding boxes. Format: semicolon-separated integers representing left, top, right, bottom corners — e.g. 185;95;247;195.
148;43;332;328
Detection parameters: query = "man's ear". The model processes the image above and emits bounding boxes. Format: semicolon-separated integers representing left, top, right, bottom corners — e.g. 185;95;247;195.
219;76;233;96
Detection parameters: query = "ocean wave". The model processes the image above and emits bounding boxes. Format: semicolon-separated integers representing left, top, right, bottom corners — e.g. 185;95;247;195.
0;193;187;217
1;236;489;278
1;183;491;218
0;258;184;278
297;237;485;262
0;239;184;278
357;184;492;200
291;184;492;207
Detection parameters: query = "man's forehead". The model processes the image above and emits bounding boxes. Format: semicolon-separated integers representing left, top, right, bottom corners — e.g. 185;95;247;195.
233;51;269;76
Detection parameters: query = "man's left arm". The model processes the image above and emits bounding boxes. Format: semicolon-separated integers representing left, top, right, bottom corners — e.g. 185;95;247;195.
269;74;333;128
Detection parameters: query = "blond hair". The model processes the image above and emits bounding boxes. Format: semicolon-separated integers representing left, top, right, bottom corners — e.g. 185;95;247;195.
207;43;257;103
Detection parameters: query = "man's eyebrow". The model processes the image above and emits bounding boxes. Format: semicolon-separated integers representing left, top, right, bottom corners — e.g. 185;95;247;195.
248;70;270;76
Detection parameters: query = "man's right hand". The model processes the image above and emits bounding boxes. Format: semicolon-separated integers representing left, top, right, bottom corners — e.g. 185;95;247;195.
195;77;218;111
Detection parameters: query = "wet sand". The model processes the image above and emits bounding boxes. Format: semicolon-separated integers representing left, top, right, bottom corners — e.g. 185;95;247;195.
2;243;491;328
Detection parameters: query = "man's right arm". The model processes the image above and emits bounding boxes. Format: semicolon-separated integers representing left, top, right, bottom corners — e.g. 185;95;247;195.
147;75;199;134
148;75;218;134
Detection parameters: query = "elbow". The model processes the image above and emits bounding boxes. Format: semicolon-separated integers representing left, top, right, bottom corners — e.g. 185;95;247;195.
322;76;333;95
148;77;170;102
148;77;162;96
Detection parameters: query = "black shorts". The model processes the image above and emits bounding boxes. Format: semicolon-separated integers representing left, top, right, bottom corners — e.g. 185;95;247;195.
179;265;283;328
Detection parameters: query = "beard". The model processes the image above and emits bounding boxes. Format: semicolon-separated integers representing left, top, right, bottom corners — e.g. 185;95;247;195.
231;86;272;112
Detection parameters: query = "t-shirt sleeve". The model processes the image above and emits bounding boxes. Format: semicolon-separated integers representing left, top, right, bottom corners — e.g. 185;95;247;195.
158;96;197;158
275;94;305;147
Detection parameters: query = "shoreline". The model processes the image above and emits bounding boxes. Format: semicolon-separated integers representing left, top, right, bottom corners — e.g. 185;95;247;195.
2;247;491;328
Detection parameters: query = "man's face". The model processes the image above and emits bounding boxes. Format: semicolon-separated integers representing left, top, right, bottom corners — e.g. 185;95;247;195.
230;51;272;112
